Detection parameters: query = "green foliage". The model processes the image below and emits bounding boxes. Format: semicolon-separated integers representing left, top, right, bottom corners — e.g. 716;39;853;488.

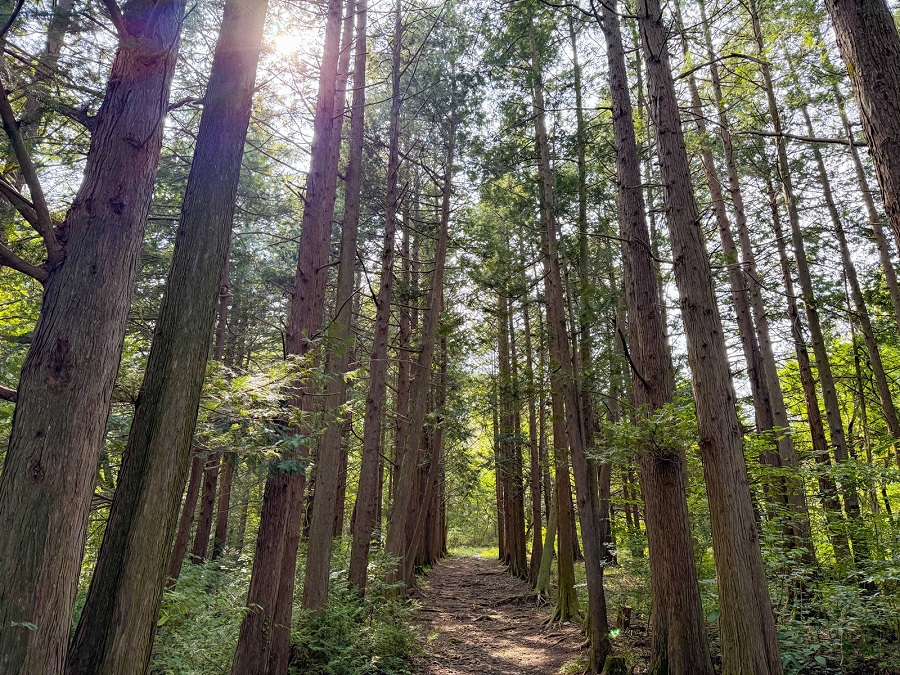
592;396;699;465
776;561;900;674
150;562;249;674
289;548;421;675
146;545;421;675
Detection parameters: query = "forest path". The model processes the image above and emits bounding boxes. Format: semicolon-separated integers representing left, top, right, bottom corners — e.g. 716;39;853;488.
414;555;583;674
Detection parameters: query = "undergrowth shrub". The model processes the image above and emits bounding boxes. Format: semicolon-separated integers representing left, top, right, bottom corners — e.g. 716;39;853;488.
775;557;900;674
146;543;421;674
289;547;420;675
149;558;250;674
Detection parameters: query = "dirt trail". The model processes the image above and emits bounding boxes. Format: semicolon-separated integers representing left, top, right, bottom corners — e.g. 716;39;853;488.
414;556;583;674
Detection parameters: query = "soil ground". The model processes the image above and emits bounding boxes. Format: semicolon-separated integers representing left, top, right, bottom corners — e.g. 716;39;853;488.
413;555;584;674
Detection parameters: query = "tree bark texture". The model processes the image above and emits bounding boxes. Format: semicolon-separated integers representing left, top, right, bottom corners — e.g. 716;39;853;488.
166;452;205;583
636;0;782;669
231;0;344;667
696;0;811;557
598;3;714;671
385;112;456;589
749;0;868;562
191;452;221;563
0;3;185;672
764;178;852;561
825;0;900;248
528;19;609;671
523;300;543;582
301;0;361;613
798;98;900;470
65;2;267;672
213;453;236;559
498;292;527;578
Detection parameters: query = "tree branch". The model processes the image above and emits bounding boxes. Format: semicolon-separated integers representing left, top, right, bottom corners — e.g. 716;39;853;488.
102;0;129;41
0;175;40;227
0;82;61;262
0;385;17;403
46;100;96;132
734;129;864;147
677;52;765;81
167;95;203;112
0;0;25;42
0;241;48;282
144;0;174;37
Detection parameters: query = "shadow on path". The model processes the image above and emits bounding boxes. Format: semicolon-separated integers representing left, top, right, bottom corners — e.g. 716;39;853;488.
414;556;583;674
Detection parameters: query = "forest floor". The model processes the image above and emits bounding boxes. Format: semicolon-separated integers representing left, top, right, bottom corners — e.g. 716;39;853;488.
413;555;584;674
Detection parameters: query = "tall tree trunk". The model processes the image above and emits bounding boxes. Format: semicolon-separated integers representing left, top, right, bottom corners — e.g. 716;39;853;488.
538;315;552;521
212;262;234;561
696;0;812;557
191;452;221;563
534;484;557;599
395;225;413;492
676;1;804;548
831;83;900;332
0;3;186;672
0;0;76;247
749;0;868;562
597;2;713;671
235;488;250;555
231;0;344;667
764;177;852;560
636;0;782;669
166;452;205;583
213;452;236;559
527;28;579;627
301;0;362;612
847;289;881;515
341;0;393;595
797;98;900;469
523;300;543;582
403;336;449;581
385;112;456;589
65;3;267;672
498;292;527;577
334;419;350;537
214;256;231;363
494;399;507;561
824;0;900;246
528;19;609;670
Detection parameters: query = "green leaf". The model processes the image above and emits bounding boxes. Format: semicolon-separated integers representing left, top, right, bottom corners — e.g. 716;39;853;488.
706;609;720;623
814;655;827;666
